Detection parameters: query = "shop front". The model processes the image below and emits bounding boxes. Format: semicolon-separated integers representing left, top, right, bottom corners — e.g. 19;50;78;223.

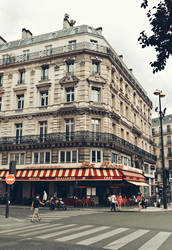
0;165;148;206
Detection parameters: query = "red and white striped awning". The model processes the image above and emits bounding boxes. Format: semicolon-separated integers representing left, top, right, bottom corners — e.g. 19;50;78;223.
120;170;146;182
0;168;123;181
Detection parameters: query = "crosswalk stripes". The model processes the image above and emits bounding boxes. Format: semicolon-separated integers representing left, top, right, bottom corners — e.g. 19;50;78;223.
28;209;100;222
138;232;172;250
0;221;172;250
104;229;150;249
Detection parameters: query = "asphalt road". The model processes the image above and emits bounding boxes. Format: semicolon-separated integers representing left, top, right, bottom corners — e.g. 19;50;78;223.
0;206;172;250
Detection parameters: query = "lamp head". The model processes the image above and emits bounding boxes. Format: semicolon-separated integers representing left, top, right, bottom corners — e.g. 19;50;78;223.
153;89;165;97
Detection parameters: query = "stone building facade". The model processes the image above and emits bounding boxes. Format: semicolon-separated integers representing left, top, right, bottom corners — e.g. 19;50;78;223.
152;114;172;200
0;15;156;204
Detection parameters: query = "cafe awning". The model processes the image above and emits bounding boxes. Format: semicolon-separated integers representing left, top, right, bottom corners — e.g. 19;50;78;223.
126;181;150;187
0;168;123;181
119;170;146;182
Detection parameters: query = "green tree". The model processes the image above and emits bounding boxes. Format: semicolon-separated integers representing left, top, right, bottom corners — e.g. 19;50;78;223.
138;0;172;73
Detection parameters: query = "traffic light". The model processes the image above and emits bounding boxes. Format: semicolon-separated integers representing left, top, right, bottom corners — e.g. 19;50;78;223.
9;161;16;174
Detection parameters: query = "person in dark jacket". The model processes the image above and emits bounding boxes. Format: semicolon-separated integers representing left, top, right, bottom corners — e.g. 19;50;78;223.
30;195;44;222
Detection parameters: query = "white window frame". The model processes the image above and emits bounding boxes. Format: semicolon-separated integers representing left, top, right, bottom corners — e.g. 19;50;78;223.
69;40;76;50
91;87;100;102
32;151;51;164
111;153;118;163
17;94;24;109
40;90;48;106
59;150;78;163
9;152;25;165
16;123;22;144
66;87;74;102
91;150;102;163
92;61;99;74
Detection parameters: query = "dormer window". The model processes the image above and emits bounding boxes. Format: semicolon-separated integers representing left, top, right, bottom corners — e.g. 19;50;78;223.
69;40;76;50
45;45;52;56
90;40;98;50
2;55;10;64
23;50;29;61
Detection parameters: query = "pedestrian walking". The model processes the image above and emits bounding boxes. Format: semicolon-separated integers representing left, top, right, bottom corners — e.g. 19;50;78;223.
137;192;142;211
42;190;48;203
117;193;123;210
110;194;118;212
30;194;44;222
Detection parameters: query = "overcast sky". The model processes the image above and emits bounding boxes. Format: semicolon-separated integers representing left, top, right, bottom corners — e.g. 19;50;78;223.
1;0;171;118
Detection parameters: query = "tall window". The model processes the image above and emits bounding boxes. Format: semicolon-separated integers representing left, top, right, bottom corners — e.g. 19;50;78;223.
91;87;100;102
167;125;171;132
40;90;48;106
23;50;29;61
0;74;3;86
45;45;52;56
91;150;101;162
167;136;171;145
65;119;74;141
168;147;172;157
39;121;47;142
17;94;24;109
169;160;172;170
16;123;22;144
92;119;100;140
10;152;25;165
67;61;74;75
69;40;76;50
33;151;50;164
66;87;74;102
18;70;25;84
92;61;99;74
111;153;118;163
59;150;77;163
41;65;49;80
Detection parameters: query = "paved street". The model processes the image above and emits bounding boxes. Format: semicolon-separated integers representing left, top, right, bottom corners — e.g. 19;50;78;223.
1;205;172;250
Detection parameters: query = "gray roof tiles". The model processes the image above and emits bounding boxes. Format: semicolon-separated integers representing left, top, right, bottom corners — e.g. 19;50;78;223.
0;25;101;51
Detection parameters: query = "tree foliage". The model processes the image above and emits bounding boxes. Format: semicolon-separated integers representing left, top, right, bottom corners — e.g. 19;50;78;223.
138;0;172;73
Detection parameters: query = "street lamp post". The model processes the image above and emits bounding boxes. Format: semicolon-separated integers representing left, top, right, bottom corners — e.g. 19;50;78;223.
154;89;167;209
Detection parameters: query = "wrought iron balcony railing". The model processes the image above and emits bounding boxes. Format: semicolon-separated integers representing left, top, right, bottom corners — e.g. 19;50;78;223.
0;131;156;161
0;42;151;106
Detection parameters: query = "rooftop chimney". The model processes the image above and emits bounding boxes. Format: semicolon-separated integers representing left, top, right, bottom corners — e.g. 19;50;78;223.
63;14;76;29
22;28;32;39
0;36;7;45
119;55;123;60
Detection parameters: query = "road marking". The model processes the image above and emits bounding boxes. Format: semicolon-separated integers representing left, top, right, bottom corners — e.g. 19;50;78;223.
55;226;109;242
0;223;48;234
77;227;129;245
37;224;92;239
104;229;150;250
19;223;62;236
138;231;172;250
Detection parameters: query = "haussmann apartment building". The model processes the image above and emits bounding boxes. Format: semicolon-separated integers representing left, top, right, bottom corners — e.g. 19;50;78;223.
0;14;156;205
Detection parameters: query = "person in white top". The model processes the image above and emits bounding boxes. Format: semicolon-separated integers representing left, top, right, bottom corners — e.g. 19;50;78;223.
43;190;48;203
110;194;118;212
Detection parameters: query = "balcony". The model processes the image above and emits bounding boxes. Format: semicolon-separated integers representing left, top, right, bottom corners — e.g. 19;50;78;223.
0;131;156;162
0;42;152;106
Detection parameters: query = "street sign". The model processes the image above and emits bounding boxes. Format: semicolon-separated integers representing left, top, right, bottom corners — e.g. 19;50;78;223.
5;174;15;185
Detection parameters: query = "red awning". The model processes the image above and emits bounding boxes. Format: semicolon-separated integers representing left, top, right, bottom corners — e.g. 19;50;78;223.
119;170;146;182
0;168;123;181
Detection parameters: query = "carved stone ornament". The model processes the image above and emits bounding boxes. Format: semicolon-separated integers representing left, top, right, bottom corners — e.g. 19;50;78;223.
87;75;106;85
59;74;79;85
8;74;13;79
